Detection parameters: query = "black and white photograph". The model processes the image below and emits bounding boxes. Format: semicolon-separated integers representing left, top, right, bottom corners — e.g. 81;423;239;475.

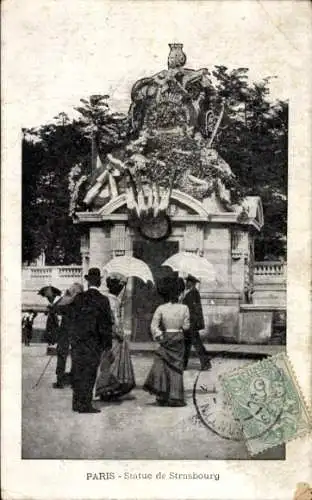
21;21;288;462
2;0;312;498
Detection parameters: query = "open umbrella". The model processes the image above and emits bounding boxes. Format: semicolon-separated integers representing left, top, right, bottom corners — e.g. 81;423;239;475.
38;286;62;303
103;256;154;284
161;252;216;282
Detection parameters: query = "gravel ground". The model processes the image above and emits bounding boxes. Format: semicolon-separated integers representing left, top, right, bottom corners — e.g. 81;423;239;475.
22;345;285;460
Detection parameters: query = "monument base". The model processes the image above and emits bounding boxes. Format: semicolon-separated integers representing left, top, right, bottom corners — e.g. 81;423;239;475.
239;304;286;344
201;290;241;343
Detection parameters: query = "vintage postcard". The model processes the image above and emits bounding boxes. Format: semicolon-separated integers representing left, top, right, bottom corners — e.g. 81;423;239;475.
1;0;312;499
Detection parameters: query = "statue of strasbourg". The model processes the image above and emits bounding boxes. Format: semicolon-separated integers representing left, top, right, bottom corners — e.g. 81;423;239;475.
75;44;238;238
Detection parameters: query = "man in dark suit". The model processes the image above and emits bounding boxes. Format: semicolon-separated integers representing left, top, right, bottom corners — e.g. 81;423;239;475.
182;275;211;371
52;283;84;389
70;268;113;413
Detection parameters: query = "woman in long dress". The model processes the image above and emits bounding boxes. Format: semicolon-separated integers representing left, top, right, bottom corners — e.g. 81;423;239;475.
143;276;190;407
95;273;136;401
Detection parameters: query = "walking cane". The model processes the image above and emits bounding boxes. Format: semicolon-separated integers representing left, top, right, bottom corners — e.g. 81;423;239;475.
32;354;54;389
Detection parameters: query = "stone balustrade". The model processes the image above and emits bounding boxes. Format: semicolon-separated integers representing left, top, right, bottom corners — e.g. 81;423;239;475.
22;262;286;291
56;266;83;279
253;261;286;306
23;265;83;285
22;261;287;311
22;261;287;344
254;261;286;277
22;266;84;311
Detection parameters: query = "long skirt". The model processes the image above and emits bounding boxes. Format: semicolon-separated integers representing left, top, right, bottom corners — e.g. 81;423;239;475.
44;312;59;345
95;338;136;399
22;326;32;345
143;334;185;405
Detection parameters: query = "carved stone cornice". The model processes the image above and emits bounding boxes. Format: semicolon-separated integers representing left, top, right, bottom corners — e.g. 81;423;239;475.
75;191;263;231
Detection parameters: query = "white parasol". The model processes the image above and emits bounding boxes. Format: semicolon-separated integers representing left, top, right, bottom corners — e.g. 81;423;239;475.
161;252;216;282
103;256;154;284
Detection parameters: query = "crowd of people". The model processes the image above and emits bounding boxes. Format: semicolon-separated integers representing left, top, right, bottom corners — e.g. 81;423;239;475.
24;268;211;413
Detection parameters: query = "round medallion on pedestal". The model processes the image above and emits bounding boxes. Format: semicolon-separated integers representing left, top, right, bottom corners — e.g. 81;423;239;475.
138;213;172;241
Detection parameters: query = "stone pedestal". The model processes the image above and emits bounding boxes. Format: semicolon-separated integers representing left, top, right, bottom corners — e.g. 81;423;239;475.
200;290;241;343
88;225;111;292
75;191;264;343
239;304;286;344
203;226;231;288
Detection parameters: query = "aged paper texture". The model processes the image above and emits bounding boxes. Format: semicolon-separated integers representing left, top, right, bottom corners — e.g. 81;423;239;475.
1;0;312;499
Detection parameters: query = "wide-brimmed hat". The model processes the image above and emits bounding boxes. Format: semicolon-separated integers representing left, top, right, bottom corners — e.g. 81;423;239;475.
186;274;200;283
84;267;102;281
157;275;180;297
55;282;84;306
107;272;127;284
37;285;62;302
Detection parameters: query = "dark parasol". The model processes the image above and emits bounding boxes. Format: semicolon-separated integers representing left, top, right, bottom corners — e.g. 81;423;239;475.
37;286;62;304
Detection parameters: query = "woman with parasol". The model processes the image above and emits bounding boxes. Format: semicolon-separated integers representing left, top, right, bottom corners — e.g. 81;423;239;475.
38;286;62;346
95;272;136;401
162;252;216;370
143;275;190;407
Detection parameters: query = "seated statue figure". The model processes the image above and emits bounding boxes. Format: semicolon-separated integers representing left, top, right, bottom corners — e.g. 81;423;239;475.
129;43;217;137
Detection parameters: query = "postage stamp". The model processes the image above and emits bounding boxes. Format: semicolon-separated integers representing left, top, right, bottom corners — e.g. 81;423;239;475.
221;353;312;455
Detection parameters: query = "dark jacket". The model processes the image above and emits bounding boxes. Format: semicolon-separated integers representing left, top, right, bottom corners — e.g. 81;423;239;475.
52;303;75;345
70;288;113;351
45;310;60;345
182;288;205;332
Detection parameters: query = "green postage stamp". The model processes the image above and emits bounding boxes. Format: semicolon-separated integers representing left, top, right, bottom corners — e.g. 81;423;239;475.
221;353;312;455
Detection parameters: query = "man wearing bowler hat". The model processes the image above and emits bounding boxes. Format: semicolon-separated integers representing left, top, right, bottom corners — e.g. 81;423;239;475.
182;274;211;371
70;268;113;413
